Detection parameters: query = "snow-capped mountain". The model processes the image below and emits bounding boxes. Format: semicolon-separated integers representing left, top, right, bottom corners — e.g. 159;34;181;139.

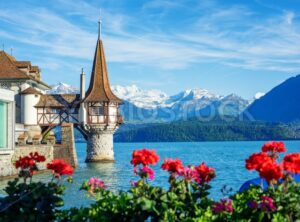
112;86;224;108
47;82;79;94
254;92;265;100
48;83;250;122
111;85;168;109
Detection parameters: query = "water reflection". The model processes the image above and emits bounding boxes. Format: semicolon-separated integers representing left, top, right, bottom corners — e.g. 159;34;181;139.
86;162;115;171
85;162;120;191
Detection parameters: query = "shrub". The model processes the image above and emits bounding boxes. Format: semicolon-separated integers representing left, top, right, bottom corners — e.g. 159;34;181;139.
0;155;73;222
0;142;299;221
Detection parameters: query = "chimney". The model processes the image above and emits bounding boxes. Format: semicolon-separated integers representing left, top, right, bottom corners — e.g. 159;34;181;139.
80;68;86;124
80;68;86;100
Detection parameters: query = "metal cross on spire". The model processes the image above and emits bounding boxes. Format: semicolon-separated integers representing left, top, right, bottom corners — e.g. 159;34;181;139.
98;9;102;40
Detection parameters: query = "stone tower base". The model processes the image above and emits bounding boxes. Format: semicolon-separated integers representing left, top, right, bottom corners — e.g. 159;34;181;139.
85;125;117;162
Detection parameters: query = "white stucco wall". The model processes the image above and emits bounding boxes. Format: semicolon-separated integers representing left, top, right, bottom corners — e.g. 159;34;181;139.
109;105;117;123
20;83;31;92
109;105;117;115
79;73;86;124
21;94;40;125
79;105;87;124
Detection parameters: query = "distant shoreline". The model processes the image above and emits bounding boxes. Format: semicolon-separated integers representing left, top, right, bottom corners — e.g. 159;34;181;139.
75;139;300;144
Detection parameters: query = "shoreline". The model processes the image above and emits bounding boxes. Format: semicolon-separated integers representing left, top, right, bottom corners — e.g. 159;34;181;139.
79;139;300;144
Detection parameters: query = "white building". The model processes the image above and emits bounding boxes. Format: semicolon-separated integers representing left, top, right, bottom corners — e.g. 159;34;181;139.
0;51;79;176
0;50;51;140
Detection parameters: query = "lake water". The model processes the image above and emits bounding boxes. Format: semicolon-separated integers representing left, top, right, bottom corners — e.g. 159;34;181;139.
1;141;300;208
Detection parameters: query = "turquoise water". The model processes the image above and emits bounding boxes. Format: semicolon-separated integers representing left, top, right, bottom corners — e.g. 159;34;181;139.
1;141;300;208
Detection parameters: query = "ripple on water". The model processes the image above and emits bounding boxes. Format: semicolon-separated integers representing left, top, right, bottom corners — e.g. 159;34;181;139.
1;141;299;208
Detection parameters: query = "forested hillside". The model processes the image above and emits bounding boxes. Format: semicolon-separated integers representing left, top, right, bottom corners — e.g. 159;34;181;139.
114;121;297;142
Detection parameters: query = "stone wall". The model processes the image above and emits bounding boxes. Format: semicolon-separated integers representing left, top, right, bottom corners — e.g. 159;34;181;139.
53;145;74;166
0;145;53;178
0;153;16;177
0;123;78;178
13;145;53;169
53;123;78;167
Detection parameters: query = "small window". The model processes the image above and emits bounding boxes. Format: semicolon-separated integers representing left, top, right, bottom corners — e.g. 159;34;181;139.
89;106;104;116
0;101;8;148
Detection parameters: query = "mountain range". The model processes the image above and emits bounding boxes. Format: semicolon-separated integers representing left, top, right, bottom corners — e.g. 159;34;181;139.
245;74;300;123
49;75;300;142
49;74;300;124
47;82;250;122
48;82;79;94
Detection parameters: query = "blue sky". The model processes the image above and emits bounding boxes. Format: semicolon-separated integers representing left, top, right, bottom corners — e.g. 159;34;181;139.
0;0;300;99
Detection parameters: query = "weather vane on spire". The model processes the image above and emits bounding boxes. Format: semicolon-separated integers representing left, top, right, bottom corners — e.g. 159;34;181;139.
98;9;102;40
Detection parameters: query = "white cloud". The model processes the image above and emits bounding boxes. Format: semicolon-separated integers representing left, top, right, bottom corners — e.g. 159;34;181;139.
284;11;295;25
0;0;300;74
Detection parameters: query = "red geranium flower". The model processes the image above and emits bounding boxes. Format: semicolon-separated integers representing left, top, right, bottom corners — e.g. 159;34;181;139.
283;153;300;174
15;156;35;169
47;159;74;176
15;153;46;177
130;149;159;166
245;152;273;171
29;152;46;162
259;162;283;183
194;162;216;184
262;141;286;153
161;158;184;174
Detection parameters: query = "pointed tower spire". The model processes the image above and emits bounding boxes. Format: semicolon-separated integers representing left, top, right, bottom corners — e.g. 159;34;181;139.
83;20;122;103
83;18;123;163
98;10;102;40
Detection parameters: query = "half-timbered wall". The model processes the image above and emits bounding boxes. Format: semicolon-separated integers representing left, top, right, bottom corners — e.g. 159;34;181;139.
87;102;119;124
37;107;79;125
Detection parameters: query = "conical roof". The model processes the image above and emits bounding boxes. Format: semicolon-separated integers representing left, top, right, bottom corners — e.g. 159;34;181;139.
21;87;42;95
83;39;122;103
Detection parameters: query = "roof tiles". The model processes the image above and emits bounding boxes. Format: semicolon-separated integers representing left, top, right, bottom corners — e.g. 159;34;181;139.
83;40;122;103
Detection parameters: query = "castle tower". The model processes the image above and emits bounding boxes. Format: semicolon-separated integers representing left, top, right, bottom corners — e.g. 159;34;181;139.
82;20;123;162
